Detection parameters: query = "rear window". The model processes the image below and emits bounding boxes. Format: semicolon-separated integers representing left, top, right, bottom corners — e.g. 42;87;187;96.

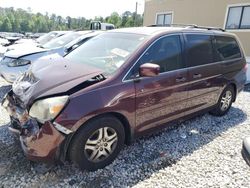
186;34;214;67
214;36;241;61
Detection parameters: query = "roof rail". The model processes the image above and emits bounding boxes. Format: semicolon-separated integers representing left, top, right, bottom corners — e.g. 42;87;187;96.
147;24;225;32
190;25;225;32
147;24;197;27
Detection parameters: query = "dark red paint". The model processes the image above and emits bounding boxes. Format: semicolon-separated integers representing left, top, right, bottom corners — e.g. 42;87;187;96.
3;27;247;163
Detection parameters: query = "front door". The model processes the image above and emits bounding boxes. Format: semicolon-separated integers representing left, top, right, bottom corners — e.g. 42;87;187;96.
131;34;189;133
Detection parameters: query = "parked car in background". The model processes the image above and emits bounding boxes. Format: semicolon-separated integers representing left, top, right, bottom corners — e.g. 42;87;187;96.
0;31;69;60
90;21;115;30
0;38;10;46
246;57;250;84
0;32;24;46
0;31;99;82
24;32;46;39
0;45;6;62
2;26;247;171
15;31;68;46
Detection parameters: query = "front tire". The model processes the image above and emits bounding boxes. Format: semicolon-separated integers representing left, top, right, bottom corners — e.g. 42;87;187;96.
210;85;235;116
69;116;125;171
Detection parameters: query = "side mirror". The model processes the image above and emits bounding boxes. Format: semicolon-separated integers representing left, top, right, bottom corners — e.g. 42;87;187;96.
139;63;160;77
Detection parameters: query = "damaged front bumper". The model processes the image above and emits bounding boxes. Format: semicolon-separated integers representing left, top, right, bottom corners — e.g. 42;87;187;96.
2;90;67;162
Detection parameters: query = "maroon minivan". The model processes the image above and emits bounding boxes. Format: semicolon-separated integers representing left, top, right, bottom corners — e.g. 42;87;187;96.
2;26;247;171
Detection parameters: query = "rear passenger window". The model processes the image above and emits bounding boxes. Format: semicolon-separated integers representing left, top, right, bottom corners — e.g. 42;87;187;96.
185;34;214;67
214;36;241;61
139;35;183;73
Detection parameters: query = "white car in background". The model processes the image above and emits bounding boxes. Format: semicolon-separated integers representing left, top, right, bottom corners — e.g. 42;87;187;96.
0;31;102;83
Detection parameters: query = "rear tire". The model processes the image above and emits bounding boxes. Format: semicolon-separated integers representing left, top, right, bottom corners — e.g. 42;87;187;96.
69;115;125;171
210;85;235;116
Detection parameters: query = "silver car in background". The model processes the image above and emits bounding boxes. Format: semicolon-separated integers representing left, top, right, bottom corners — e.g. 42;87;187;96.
0;31;102;82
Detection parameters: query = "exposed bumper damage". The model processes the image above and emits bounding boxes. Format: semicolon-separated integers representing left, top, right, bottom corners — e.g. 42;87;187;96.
2;90;66;162
20;122;65;162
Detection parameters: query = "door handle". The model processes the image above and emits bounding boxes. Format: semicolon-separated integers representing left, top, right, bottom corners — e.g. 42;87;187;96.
193;74;202;79
176;77;186;83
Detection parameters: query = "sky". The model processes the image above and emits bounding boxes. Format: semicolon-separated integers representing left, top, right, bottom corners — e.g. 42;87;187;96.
0;0;145;19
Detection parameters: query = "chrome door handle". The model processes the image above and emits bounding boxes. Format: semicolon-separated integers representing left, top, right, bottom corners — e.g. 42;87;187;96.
193;74;202;79
176;77;186;83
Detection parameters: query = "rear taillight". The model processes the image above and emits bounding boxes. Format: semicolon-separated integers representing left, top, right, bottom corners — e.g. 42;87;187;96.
244;63;248;72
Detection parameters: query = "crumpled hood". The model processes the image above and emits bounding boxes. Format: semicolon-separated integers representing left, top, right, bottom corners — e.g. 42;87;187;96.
12;55;103;106
4;45;48;59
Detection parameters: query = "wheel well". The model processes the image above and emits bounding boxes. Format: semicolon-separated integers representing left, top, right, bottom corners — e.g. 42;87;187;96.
99;112;132;145
62;112;132;162
229;83;237;102
76;112;132;144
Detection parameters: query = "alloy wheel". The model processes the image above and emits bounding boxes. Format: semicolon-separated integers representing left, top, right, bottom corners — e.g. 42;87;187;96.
220;90;232;111
84;127;118;163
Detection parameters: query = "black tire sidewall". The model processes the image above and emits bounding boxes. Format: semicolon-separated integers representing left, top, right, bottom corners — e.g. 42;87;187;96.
212;85;235;116
69;116;125;171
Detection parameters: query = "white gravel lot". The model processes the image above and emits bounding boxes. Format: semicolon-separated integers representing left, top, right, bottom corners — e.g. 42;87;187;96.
0;77;250;188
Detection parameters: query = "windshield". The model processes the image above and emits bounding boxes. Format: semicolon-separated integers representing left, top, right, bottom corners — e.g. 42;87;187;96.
65;32;148;76
36;32;59;45
43;32;81;49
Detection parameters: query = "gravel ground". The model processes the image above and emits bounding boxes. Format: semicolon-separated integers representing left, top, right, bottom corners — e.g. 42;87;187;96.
0;77;250;188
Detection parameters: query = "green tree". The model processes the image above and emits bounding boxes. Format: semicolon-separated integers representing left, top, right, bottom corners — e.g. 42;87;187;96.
66;16;72;29
0;7;143;32
121;11;132;27
12;19;21;32
125;17;134;27
108;12;121;28
94;16;104;23
2;17;12;32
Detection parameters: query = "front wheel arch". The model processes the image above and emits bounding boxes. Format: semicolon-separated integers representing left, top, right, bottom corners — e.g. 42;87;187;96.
63;112;133;162
68;114;125;170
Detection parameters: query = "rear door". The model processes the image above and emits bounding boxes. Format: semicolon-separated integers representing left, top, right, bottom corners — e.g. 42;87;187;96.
184;33;222;115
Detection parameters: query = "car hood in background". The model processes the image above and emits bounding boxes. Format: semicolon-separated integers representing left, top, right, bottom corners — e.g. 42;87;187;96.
12;55;103;106
15;38;37;44
4;45;48;59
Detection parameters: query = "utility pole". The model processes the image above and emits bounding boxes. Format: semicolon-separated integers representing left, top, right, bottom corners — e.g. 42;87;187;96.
134;2;138;27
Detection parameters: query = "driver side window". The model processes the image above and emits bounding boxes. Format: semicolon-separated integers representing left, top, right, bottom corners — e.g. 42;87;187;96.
139;35;184;73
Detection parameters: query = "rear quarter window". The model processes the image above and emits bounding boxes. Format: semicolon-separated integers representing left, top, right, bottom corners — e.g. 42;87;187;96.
214;36;241;61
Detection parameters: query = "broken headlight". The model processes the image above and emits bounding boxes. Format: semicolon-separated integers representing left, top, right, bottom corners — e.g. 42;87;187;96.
7;59;30;67
29;96;69;123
